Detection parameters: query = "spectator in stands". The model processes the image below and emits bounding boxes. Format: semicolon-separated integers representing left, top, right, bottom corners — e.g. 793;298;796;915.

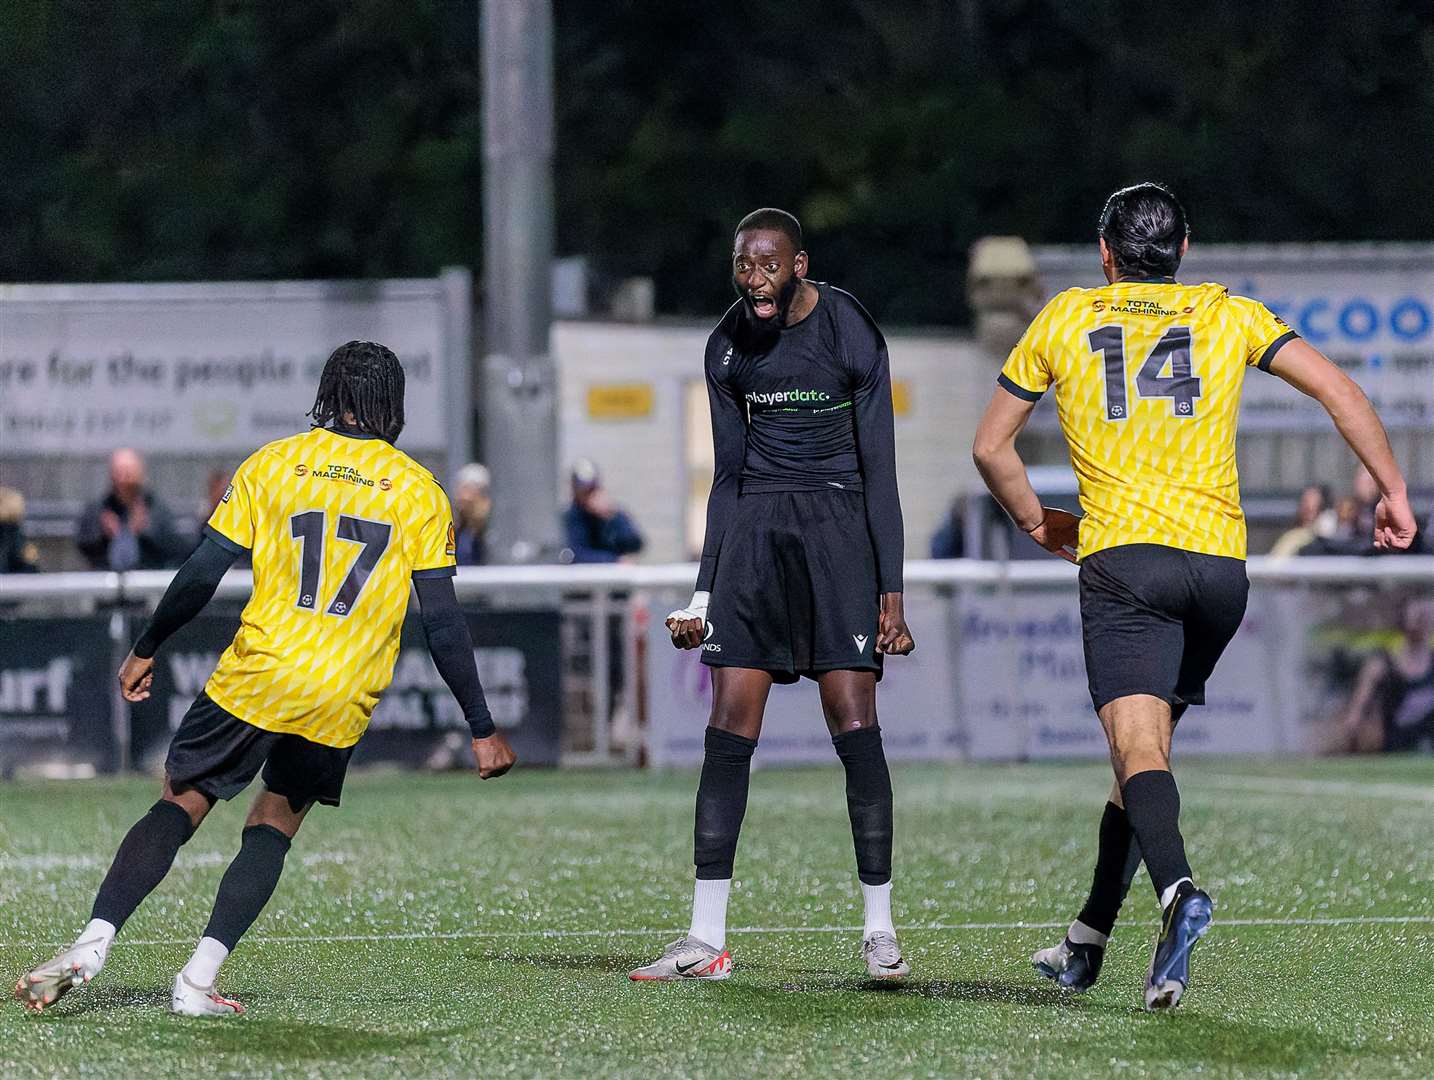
202;468;233;522
561;457;644;563
76;448;188;571
453;462;493;566
930;495;968;559
0;486;41;573
1342;596;1434;752
1305;468;1428;556
1269;483;1335;557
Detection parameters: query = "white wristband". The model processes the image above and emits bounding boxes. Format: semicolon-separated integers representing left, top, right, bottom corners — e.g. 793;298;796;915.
667;590;710;624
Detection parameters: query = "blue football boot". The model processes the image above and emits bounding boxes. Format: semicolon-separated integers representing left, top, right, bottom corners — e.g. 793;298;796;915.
1144;881;1213;1010
1032;936;1105;992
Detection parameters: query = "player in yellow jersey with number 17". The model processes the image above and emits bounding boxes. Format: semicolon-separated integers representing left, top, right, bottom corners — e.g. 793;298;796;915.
15;341;517;1019
972;183;1417;1011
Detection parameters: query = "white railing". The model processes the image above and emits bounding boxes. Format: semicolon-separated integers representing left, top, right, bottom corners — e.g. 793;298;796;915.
6;555;1427;603
3;558;1431;768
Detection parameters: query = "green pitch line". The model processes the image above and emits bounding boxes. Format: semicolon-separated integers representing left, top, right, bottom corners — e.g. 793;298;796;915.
2;759;1432;1079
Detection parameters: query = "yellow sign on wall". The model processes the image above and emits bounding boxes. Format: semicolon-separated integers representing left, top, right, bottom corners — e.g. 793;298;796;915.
891;379;912;417
587;383;655;419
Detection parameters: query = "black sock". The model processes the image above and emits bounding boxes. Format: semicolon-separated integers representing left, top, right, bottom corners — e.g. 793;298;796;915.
832;725;893;886
693;726;756;879
1075;802;1144;937
1120;770;1193;903
91;800;196;931
203;825;293;950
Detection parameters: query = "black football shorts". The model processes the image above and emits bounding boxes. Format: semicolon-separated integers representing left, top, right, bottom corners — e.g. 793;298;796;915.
165;692;355;812
1078;543;1248;716
702;490;882;684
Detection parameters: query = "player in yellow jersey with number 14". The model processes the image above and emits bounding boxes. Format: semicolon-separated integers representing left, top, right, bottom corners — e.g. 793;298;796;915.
15;341;517;1019
973;183;1417;1011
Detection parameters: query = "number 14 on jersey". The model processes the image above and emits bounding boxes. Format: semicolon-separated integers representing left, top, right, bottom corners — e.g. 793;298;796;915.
1088;325;1202;420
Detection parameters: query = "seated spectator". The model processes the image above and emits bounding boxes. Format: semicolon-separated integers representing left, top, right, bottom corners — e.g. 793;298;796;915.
76;448;188;571
0;486;41;573
1269;483;1335;557
561;458;643;563
453;462;493;566
930;495;968;559
1342;596;1434;752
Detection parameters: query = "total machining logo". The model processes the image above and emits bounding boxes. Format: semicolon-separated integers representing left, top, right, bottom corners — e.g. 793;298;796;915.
309;464;375;487
744;388;832;406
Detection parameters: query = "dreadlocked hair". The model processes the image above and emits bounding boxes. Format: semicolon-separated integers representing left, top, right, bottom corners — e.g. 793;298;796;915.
308;340;406;443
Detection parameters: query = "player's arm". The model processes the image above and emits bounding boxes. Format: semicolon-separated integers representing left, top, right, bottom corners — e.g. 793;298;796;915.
118;535;241;701
670;337;745;649
413;575;515;779
1266;339;1417;550
850;316;913;655
972;387;1078;563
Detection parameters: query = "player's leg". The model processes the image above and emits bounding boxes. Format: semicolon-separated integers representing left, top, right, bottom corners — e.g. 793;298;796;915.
172;735;351;1016
817;669;908;979
12;779;212;1014
1098;691;1212;1009
1033;778;1142;991
172;791;308;1016
630;667;772;981
13;693;270;1014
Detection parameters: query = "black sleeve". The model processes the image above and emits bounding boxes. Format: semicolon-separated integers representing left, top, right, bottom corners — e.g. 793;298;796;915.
696;330;747;593
846;305;905;594
132;536;241;658
414;575;495;739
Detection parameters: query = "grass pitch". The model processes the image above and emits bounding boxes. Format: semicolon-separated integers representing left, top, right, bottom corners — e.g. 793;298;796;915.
2;756;1432;1079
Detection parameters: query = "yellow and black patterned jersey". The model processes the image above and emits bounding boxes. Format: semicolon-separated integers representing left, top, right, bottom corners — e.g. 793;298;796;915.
1000;280;1297;561
203;427;456;747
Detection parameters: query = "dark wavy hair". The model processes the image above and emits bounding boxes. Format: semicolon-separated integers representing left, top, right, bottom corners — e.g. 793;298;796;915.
308;340;406;443
1098;182;1189;279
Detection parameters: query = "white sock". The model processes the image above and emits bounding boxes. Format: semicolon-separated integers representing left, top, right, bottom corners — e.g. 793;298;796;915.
688;878;731;951
180;936;230;989
1159;877;1193;912
75;918;116;975
861;881;895;937
1067;919;1110;948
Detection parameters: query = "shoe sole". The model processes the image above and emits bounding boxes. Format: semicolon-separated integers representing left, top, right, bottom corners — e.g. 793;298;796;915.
628;970;732;982
866;966;910;980
1145;897;1213;1011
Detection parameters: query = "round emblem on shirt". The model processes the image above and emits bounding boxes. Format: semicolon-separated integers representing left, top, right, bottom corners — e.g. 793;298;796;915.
294;465;307;476
379;478;392;491
1092;300;1105;311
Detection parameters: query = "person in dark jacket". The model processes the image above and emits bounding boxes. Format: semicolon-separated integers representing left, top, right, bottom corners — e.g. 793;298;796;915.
76;448;188;571
561;458;643;563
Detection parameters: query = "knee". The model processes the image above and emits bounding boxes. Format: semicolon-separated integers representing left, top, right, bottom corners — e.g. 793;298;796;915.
824;698;877;736
708;703;760;742
1108;734;1169;782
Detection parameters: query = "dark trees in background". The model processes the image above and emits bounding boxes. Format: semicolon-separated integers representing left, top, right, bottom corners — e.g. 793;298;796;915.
5;0;1433;325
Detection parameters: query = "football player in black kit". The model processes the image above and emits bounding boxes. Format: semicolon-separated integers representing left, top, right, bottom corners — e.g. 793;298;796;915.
629;209;915;983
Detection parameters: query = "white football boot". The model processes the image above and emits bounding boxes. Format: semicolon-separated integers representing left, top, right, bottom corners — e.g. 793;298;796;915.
628;936;732;981
862;931;911;979
13;936;108;1014
171;972;245;1017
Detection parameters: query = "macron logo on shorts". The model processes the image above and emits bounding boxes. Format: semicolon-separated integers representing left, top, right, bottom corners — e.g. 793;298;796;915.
853;634;869;654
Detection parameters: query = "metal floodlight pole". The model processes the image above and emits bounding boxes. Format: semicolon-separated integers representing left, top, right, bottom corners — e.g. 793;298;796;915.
480;0;559;562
